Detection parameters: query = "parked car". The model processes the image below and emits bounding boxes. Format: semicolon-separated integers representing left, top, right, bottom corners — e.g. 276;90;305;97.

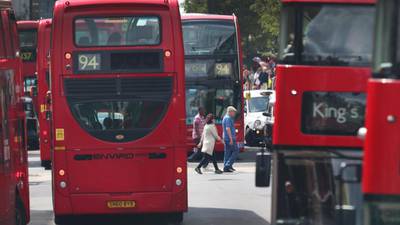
244;90;274;146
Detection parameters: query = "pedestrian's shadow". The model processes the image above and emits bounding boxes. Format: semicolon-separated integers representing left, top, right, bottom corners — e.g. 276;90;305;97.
30;208;270;225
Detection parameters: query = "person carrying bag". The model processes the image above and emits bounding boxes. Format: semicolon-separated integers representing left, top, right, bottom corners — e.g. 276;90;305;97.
195;114;223;174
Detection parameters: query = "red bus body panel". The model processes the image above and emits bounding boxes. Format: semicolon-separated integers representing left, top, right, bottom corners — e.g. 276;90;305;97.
273;65;369;148
182;14;244;152
36;19;52;166
363;79;400;195
51;0;187;217
0;1;30;224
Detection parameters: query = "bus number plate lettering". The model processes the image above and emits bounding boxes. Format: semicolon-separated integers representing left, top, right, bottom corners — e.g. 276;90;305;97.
78;53;101;71
107;200;136;209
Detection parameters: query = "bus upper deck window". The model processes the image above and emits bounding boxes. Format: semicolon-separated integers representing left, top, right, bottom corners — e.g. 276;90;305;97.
182;21;236;56
279;4;375;66
74;16;160;47
0;17;5;59
19;30;38;48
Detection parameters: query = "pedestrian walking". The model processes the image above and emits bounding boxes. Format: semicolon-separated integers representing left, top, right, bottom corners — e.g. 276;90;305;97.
195;114;223;174
222;106;239;172
188;107;206;162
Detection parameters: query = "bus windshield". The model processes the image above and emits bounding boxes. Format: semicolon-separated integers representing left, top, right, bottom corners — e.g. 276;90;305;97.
372;0;400;77
19;29;37;48
277;151;363;225
69;99;168;142
19;29;37;62
186;87;235;124
183;21;236;56
280;4;375;66
64;76;172;142
75;16;160;47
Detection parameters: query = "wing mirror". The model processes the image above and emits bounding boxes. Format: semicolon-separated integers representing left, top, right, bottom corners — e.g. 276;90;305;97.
263;112;272;117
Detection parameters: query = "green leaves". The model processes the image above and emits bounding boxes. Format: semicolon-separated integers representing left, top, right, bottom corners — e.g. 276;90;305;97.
184;0;281;63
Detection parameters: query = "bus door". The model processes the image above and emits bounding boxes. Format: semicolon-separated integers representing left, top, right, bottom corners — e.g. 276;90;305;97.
0;74;14;225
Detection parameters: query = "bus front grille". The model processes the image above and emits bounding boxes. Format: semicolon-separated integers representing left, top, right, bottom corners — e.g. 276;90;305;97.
64;77;173;100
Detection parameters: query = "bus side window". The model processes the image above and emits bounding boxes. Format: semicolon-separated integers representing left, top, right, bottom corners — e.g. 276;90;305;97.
0;13;6;59
1;11;12;59
0;88;5;168
8;11;18;58
0;109;2;167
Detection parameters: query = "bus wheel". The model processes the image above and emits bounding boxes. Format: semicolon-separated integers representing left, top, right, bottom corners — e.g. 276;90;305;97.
169;212;183;224
15;196;27;225
54;215;73;225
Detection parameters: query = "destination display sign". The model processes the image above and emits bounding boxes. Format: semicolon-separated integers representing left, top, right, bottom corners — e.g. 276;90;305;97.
301;92;366;136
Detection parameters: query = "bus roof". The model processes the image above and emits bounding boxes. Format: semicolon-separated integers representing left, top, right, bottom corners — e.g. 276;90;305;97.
0;0;11;9
39;18;52;24
56;0;176;8
281;0;375;4
182;13;235;21
17;20;39;30
38;18;52;29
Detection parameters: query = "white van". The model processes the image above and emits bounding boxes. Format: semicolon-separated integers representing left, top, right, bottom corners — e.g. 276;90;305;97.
244;90;275;146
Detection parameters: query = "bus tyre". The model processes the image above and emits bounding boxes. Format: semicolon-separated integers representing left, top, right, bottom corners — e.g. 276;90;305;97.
169;212;183;224
15;196;27;225
54;215;73;225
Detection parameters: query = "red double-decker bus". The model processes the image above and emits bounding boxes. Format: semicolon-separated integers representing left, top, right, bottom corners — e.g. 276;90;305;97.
50;0;186;224
0;1;30;225
17;20;39;151
182;14;244;153
363;0;400;224
267;0;375;224
36;19;52;170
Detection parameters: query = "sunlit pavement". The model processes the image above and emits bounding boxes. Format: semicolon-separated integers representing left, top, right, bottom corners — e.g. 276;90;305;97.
28;149;271;225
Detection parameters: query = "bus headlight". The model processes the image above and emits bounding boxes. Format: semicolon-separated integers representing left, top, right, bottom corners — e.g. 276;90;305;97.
176;179;182;186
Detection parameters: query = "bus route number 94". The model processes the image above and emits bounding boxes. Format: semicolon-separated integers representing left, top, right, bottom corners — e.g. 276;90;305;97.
78;53;101;71
215;63;232;76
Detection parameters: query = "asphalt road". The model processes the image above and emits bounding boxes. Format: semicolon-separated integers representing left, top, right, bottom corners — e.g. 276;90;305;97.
28;149;271;225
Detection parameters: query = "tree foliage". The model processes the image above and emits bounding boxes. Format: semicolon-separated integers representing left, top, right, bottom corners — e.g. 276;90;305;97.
183;0;208;13
184;0;281;63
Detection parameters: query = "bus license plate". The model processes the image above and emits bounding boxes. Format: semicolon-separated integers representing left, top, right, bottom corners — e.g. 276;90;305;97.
107;200;136;209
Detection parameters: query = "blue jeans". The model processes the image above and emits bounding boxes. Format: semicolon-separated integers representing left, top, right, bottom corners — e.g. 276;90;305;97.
224;140;239;169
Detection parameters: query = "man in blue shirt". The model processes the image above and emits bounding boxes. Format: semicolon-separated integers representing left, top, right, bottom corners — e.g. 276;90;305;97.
222;106;238;172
